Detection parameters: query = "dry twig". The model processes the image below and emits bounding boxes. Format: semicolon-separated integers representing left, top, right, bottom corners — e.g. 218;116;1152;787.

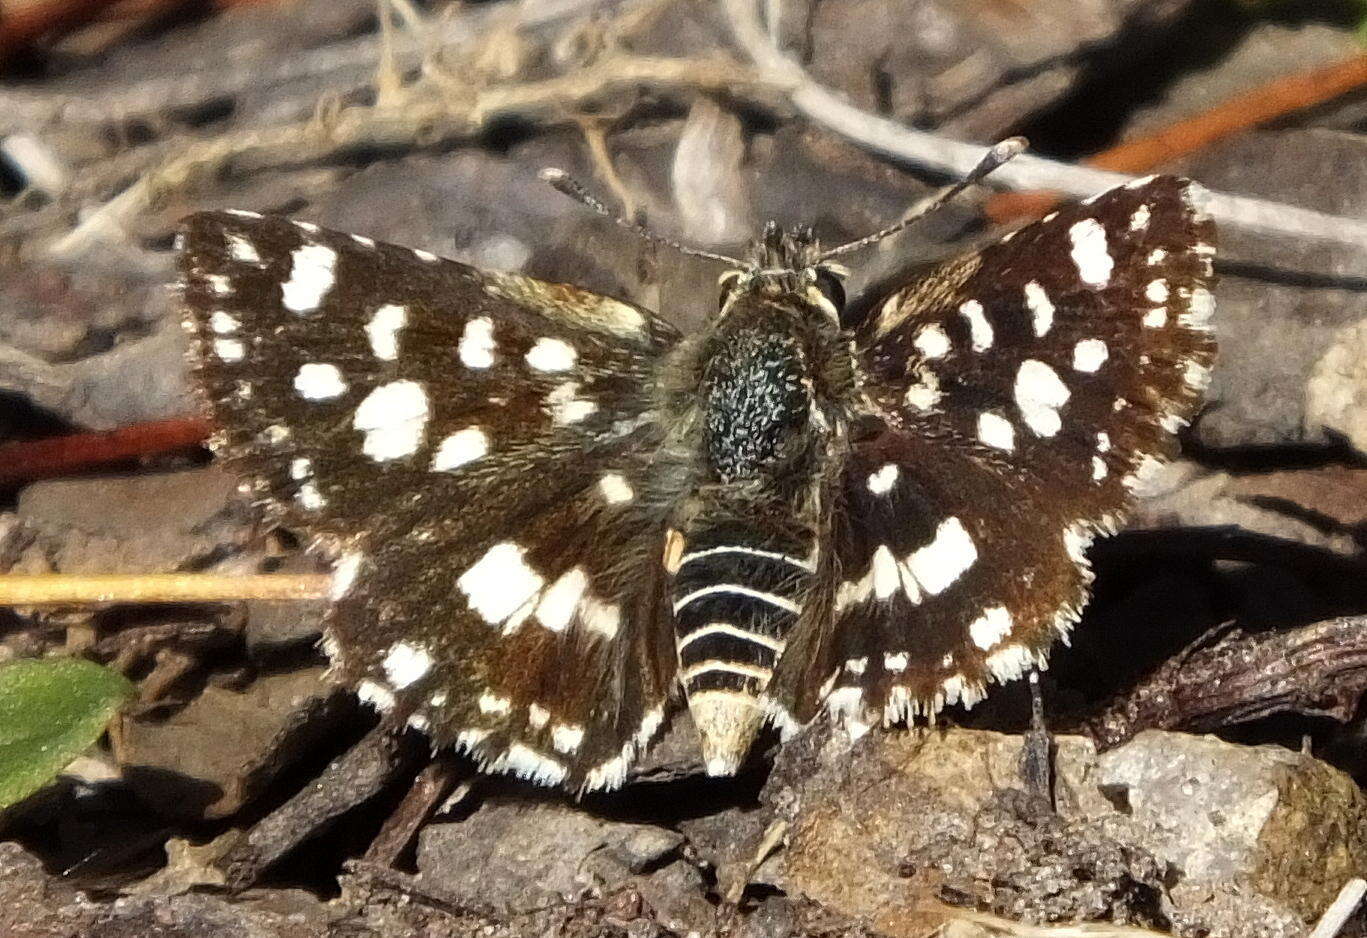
1076;616;1367;749
719;0;1367;250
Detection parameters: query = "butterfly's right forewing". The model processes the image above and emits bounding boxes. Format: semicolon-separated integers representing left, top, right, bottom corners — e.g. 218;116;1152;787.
181;212;682;790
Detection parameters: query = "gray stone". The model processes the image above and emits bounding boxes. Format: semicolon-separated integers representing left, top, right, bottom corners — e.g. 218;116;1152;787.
416;801;688;911
771;727;1367;937
117;666;340;819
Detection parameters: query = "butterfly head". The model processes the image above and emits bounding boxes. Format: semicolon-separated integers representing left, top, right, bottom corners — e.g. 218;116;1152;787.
717;222;849;322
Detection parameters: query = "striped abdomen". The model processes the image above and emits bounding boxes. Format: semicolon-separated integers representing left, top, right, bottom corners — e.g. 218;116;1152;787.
668;521;813;774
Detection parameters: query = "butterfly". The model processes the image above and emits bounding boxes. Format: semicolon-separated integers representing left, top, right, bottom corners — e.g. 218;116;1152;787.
178;165;1215;793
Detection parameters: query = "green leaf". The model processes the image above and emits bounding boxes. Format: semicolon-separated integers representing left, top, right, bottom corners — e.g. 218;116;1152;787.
0;658;133;810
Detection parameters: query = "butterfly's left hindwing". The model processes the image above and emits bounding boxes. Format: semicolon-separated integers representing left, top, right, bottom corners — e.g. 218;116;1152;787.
180;212;682;791
768;176;1216;730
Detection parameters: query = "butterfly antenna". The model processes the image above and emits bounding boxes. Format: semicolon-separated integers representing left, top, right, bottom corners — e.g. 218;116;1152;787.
538;168;745;268
819;136;1028;261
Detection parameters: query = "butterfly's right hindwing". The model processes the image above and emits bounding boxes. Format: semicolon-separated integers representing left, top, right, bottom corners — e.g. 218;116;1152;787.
180;211;682;790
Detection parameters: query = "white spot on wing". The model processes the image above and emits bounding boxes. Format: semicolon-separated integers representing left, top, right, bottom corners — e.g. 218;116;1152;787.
296;482;325;510
294;362;348;400
1024;281;1054;337
867;463;900;495
206;274;232;296
913;324;950;359
357;680;395;711
431;427;488;471
1143;307;1168;328
478;692;511;715
459;542;545;626
1072;338;1109;373
525;337;577;372
458;318;496;369
382;642;432;689
871;545;901;599
1014;360;1070;437
551;723;585;754
958;300;993;351
528;703;550;729
580;595;620;639
977;412;1015;452
598;472;634;504
1145;279;1169;303
903;368;942;411
535;567;588;632
1068;218;1113;288
209;311;240;334
1129;204;1151;231
353;380;429;461
969;605;1013;650
227;234;260;264
907;516;977;596
545;381;597;425
330;552;364;600
281;243;338;314
214;338;245;361
366;304;406;361
1093;455;1108;480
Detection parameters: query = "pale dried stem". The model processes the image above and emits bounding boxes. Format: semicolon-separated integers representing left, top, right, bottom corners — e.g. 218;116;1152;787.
720;0;1367;249
45;53;763;258
0;573;329;605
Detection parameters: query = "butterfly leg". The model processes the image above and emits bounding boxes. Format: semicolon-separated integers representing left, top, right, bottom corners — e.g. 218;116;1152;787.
1019;670;1055;810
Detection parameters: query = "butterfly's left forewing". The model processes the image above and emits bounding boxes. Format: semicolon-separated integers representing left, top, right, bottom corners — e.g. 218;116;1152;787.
181;212;682;790
768;176;1216;730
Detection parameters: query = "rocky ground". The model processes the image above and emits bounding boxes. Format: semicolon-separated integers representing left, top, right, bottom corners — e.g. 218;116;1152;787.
2;0;1367;935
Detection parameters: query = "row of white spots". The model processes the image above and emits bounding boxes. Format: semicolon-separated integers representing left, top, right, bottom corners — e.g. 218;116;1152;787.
836;517;978;610
456;542;622;640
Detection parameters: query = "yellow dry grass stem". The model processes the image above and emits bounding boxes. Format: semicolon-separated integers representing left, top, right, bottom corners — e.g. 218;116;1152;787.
0;573;330;606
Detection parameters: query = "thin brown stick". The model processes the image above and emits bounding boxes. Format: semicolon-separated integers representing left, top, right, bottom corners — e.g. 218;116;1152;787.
1074;616;1367;750
0;573;330;605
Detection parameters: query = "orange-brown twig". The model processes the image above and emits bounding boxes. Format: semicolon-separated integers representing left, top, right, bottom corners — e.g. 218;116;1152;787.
0;416;212;485
988;54;1367;224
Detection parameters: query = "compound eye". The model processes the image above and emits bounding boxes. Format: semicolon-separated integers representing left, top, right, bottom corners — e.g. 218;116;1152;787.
814;269;846;311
